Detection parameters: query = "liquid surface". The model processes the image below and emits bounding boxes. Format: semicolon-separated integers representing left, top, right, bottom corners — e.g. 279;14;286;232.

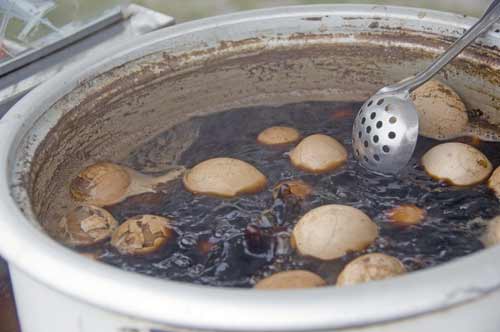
85;102;500;287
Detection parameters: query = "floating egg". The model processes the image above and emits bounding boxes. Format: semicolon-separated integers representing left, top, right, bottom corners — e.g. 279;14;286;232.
411;79;468;140
421;142;492;186
337;253;406;286
183;157;267;198
488;167;500;198
255;270;326;290
257;126;300;145
387;204;426;226
58;205;118;247
70;162;185;207
111;215;174;256
292;205;378;260
289;134;347;173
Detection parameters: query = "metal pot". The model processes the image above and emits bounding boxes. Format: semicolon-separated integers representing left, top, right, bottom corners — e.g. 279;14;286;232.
1;5;500;332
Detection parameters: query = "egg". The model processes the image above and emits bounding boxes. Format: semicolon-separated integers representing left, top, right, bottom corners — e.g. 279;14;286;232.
111;215;174;256
183;157;267;198
272;180;312;201
292;205;378;260
70;162;185;207
58;205;118;247
257;126;300;145
421;142;492;186
411;79;468;140
289;134;347;173
488;167;500;198
387;204;426;225
481;216;500;247
255;270;326;290
337;253;406;286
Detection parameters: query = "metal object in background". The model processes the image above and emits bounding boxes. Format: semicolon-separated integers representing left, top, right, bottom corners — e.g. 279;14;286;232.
1;5;500;332
0;3;175;118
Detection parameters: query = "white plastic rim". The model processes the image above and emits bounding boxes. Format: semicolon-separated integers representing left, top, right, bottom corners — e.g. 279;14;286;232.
0;5;499;331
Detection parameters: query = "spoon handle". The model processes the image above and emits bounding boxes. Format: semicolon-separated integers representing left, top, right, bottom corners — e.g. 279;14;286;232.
380;0;500;95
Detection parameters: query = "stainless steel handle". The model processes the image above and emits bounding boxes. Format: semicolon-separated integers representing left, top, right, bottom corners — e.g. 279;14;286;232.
380;0;500;95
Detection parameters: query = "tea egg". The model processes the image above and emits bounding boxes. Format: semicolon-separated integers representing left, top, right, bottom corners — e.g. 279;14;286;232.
488;167;500;198
255;270;326;290
289;134;347;173
70;162;185;207
292;205;378;260
337;253;406;286
58;205;118;247
481;216;500;247
272;180;313;201
111;215;174;256
387;204;426;226
257;126;300;145
411;79;468;140
421;143;492;186
183;157;267;198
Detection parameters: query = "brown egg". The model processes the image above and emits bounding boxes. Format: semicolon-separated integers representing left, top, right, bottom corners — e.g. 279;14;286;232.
183;158;267;198
481;216;500;247
70;162;185;207
255;270;326;290
421;143;492;186
111;215;174;256
488;167;500;198
292;205;378;260
289;134;347;173
337;253;406;287
257;126;300;145
387;204;426;226
58;205;118;247
272;180;312;200
411;79;468;140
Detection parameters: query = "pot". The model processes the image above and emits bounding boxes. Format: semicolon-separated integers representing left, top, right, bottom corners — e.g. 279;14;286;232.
1;5;500;332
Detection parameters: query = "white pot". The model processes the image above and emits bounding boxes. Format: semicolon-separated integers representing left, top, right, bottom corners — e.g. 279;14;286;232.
1;5;500;332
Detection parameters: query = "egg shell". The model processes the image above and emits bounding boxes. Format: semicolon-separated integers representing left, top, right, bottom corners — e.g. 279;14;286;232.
257;126;300;145
411;80;468;140
421;142;492;186
481;216;500;248
255;270;326;290
387;204;426;226
337;253;406;286
292;204;378;260
488;167;500;198
183;158;267;198
289;134;347;173
70;162;131;207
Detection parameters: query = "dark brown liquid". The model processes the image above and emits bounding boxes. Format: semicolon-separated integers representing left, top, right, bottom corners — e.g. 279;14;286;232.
88;102;500;287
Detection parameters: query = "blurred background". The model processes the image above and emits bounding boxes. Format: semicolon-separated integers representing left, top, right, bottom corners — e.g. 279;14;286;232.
16;0;495;27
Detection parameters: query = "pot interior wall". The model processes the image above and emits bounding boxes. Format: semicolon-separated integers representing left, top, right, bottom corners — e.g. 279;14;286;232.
24;29;500;236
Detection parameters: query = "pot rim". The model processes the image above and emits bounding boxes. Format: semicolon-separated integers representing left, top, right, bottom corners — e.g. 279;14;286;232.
1;4;500;331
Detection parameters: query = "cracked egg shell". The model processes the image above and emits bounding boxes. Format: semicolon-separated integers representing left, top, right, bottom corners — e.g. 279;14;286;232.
70;162;131;207
337;253;406;287
257;126;300;145
421;142;492;186
255;270;326;290
111;215;173;256
272;180;312;201
183;158;267;198
292;205;378;260
488;167;500;198
59;205;118;247
411;80;468;140
481;216;500;247
289;134;347;173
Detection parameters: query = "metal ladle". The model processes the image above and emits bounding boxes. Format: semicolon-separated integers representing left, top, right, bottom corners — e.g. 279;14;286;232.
352;0;500;174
